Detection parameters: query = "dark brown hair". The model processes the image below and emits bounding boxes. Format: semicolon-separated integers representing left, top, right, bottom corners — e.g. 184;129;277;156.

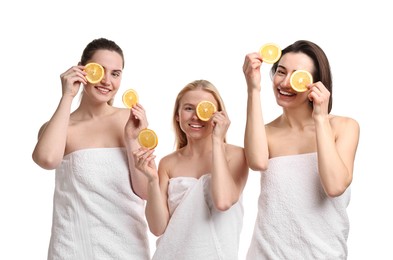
271;40;333;113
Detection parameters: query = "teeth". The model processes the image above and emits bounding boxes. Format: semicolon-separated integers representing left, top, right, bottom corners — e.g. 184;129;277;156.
279;89;294;96
190;124;203;128
97;87;109;93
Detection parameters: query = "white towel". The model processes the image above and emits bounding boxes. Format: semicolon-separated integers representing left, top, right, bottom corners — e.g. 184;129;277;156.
48;148;150;260
247;153;350;260
153;174;244;260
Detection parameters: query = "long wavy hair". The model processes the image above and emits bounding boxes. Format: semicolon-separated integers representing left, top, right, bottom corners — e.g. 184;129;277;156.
172;80;227;150
271;40;333;113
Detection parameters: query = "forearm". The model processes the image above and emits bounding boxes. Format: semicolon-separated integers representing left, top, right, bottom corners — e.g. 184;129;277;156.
145;179;170;236
211;140;239;211
244;88;268;171
32;96;73;169
315;117;350;196
125;138;149;199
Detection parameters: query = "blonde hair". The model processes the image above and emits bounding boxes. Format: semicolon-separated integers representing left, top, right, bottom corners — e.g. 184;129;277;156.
172;79;227;150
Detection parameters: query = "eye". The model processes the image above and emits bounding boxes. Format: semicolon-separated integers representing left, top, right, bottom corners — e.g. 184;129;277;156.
112;72;121;78
184;105;195;112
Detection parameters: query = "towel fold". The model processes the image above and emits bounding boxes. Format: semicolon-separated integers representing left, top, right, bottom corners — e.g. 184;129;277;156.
153;174;243;260
48;148;150;260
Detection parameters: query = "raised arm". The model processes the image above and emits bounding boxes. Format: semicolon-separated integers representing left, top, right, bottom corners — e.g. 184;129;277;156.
124;103;150;199
32;65;85;169
242;53;269;171
309;81;360;197
210;110;249;211
133;149;171;236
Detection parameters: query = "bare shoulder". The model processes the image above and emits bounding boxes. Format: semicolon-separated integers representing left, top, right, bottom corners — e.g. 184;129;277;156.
158;150;179;168
330;114;360;133
37;121;49;139
157;150;180;178
224;143;246;162
225;143;245;155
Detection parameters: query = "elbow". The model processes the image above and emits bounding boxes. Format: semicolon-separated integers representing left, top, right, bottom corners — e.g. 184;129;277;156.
149;225;165;237
32;153;60;170
324;175;353;198
325;188;345;198
247;160;268;172
324;182;351;198
213;198;236;212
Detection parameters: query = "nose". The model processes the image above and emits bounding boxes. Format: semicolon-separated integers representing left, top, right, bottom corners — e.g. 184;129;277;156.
281;73;292;88
101;71;111;85
192;110;199;120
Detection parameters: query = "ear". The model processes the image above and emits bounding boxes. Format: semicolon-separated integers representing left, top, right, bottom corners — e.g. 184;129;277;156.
175;114;179;122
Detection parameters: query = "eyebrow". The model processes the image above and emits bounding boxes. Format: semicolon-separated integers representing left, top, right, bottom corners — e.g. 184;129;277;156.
102;66;122;73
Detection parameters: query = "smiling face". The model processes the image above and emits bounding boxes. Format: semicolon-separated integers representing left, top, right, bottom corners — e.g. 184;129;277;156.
176;89;218;140
272;52;315;109
83;49;123;104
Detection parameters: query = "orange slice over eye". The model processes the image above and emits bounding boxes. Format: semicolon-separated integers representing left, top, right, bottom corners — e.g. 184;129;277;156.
196;101;217;121
290;70;313;92
84;63;104;84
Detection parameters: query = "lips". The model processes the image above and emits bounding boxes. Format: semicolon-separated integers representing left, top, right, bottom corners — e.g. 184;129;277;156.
96;86;110;94
189;123;204;129
278;87;295;97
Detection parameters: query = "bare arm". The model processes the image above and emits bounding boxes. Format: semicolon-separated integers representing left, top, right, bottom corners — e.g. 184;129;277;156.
134;149;170;236
242;53;269;171
310;82;360;197
124;103;150;199
32;66;85;169
210;111;249;211
315;116;359;197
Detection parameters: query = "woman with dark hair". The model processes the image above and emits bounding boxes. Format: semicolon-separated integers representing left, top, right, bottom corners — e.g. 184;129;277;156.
32;38;150;259
243;40;360;259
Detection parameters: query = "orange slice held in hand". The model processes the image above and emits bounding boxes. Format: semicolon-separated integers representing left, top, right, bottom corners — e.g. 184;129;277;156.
259;43;282;64
122;89;139;108
84;63;104;84
138;128;158;149
196;101;217;121
290;70;313;92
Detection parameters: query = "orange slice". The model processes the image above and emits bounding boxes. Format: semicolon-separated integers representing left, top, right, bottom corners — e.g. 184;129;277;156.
290;70;313;92
84;63;104;84
259;43;281;64
138;128;158;149
122;89;139;108
196;101;217;121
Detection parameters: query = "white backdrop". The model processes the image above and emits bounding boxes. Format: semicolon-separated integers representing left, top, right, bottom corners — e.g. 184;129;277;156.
1;1;391;259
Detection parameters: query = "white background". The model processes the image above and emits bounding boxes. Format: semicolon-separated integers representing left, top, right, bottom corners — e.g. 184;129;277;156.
1;1;391;259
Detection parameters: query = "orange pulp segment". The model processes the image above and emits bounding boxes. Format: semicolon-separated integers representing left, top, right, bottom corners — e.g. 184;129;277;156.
84;63;104;84
290;70;313;92
138;128;158;149
122;89;139;108
196;101;217;121
259;43;282;64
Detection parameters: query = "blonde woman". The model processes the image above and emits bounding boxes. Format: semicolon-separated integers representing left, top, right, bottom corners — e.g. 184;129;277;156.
134;80;248;260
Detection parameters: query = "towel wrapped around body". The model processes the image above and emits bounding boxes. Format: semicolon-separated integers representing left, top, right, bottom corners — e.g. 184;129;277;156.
152;174;244;260
247;153;350;260
48;148;150;260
